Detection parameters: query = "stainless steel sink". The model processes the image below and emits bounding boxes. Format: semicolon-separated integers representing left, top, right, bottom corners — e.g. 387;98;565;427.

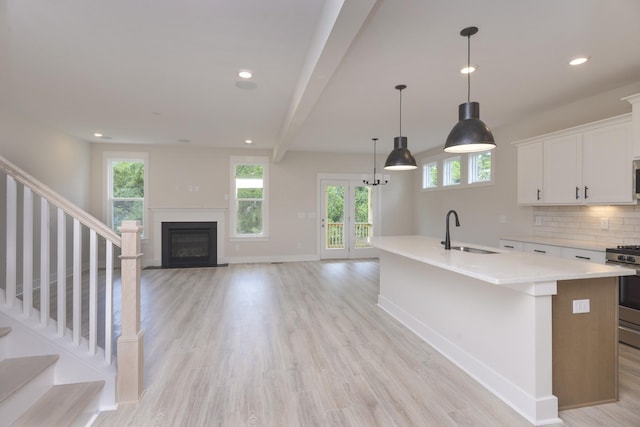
450;246;497;254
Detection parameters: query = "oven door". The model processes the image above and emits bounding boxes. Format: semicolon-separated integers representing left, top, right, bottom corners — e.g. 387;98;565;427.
610;262;640;348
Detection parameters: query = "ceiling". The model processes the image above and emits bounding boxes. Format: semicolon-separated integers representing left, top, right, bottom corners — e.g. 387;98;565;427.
3;0;640;160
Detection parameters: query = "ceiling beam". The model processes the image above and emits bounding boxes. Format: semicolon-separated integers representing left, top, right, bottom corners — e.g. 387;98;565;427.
271;0;378;162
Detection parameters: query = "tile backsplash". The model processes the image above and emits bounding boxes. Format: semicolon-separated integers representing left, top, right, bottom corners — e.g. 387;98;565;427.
533;205;640;246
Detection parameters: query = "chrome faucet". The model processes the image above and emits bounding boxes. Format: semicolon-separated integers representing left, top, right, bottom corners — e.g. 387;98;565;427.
444;210;460;250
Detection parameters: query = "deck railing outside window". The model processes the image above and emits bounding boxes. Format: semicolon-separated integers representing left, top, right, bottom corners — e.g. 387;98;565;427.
326;222;372;248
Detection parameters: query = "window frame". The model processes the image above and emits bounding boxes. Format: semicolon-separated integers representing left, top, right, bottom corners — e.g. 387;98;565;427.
229;156;269;240
422;160;438;189
442;155;461;187
467;150;494;185
104;151;148;236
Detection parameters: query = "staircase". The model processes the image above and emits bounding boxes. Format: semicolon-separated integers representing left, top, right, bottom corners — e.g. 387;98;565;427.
0;154;144;425
0;326;103;427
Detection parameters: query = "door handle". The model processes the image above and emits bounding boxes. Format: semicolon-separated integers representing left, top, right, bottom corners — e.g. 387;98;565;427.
575;186;580;200
584;186;589;199
537;189;541;200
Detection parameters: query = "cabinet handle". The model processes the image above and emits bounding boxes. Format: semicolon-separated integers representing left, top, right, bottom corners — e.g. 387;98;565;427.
504;245;514;249
537;189;541;200
575;255;591;260
584;186;589;199
534;249;546;253
575;186;580;199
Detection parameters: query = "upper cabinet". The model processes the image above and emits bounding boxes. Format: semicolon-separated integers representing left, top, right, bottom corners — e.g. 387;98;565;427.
515;114;633;205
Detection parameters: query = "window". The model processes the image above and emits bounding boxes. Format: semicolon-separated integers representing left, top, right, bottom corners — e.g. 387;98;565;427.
230;156;269;238
468;150;492;184
443;156;461;186
105;153;148;233
422;161;438;189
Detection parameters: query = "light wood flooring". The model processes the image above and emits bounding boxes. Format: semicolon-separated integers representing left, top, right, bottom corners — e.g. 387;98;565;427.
93;260;640;426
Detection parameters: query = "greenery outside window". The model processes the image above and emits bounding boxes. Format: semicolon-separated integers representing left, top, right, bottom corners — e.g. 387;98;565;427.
468;150;492;184
422;161;438;189
105;153;148;234
443;156;461;186
230;156;269;239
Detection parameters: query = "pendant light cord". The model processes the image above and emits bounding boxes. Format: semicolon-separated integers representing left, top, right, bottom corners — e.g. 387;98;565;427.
467;33;471;103
399;88;403;138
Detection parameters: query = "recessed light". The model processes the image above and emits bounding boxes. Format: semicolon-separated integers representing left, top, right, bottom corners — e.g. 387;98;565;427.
569;56;590;66
244;139;253;145
93;132;103;137
238;70;253;79
178;139;190;144
460;65;477;74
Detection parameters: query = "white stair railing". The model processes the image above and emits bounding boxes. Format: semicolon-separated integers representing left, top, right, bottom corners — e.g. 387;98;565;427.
0;154;143;402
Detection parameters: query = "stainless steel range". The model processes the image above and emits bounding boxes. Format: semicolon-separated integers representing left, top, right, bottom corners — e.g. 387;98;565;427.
606;245;640;348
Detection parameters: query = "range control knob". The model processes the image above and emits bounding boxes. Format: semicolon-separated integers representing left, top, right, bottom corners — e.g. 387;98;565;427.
627;256;636;263
619;255;627;261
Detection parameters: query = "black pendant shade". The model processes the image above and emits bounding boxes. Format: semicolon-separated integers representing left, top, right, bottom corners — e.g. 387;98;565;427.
444;101;495;153
444;26;496;153
385;84;417;171
385;136;417;170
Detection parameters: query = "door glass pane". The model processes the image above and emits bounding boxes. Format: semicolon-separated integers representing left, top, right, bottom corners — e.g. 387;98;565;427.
354;186;372;248
325;185;345;249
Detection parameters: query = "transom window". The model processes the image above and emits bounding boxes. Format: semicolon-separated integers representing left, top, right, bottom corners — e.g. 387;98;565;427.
443;156;461;186
421;149;494;190
422;161;438;189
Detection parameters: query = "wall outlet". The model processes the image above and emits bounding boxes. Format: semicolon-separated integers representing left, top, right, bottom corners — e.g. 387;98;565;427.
535;216;542;226
600;218;609;230
499;215;507;224
572;299;590;314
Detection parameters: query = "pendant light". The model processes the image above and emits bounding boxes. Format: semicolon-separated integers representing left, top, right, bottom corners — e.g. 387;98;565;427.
444;26;496;153
363;138;388;186
384;84;417;170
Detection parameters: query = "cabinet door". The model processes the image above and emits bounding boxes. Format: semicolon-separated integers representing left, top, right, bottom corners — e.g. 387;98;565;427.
499;240;523;251
543;134;582;204
582;121;633;204
523;242;562;257
517;143;543;204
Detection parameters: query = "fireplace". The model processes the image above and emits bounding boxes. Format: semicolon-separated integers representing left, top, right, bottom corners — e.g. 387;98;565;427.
161;221;217;268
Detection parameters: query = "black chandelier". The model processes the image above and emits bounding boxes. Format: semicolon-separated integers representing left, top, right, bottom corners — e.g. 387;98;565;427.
363;138;388;186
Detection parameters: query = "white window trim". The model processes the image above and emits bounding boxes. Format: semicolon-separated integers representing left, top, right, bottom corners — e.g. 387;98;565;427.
467;150;494;185
420;150;494;191
103;151;149;236
229;155;269;240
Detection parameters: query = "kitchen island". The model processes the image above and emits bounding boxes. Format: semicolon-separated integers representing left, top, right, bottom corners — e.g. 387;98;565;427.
373;235;634;426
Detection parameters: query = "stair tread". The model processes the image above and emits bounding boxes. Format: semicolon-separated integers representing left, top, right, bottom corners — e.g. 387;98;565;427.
11;381;105;427
0;327;11;338
0;354;59;404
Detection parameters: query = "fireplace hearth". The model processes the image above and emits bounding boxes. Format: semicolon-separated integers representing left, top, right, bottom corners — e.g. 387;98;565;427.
161;221;217;268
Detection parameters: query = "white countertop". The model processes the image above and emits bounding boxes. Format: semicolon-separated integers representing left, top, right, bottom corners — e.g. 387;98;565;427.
373;235;634;285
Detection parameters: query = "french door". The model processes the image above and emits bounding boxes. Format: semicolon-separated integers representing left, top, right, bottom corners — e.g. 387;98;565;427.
320;179;378;259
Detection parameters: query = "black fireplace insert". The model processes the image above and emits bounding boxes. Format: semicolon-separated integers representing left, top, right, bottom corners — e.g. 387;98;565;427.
161;221;217;268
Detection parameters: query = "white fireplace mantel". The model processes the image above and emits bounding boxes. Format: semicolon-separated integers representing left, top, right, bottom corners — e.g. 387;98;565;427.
150;208;226;266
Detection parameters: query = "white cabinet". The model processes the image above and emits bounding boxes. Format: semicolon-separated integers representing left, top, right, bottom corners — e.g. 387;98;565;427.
561;247;606;264
523;242;562;257
499;239;523;251
582;121;633;203
516;143;543;204
542;134;582;204
514;114;633;205
499;239;606;264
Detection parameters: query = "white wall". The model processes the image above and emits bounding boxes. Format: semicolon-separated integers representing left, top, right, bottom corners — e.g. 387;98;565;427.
89;144;415;264
413;81;640;247
0;107;92;284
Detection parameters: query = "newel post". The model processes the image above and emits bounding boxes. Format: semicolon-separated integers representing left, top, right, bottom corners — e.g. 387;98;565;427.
116;220;144;403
